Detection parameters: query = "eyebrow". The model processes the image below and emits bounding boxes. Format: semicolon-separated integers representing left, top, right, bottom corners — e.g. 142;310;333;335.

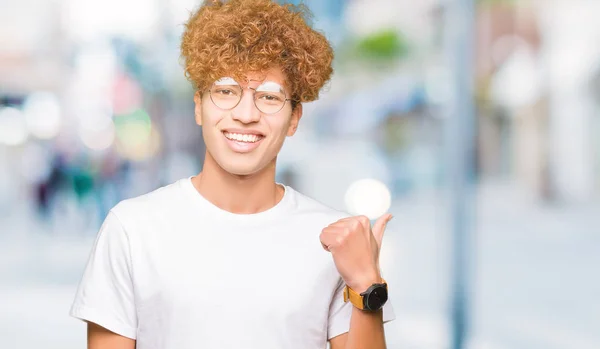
255;81;285;93
218;76;290;93
215;77;237;85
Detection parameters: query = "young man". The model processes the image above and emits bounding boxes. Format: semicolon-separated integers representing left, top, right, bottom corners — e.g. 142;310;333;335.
70;0;395;348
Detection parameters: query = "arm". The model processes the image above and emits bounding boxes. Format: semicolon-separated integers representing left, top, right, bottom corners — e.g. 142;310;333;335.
70;212;138;346
329;277;387;349
330;308;386;349
321;215;393;349
88;322;136;349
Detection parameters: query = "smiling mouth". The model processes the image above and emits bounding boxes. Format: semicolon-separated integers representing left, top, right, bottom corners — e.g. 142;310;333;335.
223;131;264;143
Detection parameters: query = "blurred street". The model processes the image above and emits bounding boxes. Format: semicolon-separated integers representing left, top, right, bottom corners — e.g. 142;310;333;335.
2;0;600;348
1;180;598;349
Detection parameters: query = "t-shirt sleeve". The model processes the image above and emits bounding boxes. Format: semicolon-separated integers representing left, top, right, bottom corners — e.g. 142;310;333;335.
70;211;138;339
327;276;396;340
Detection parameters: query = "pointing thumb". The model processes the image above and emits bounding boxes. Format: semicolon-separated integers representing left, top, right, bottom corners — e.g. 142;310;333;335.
372;213;393;247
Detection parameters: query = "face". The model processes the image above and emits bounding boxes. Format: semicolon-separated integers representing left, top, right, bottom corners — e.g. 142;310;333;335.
194;67;303;176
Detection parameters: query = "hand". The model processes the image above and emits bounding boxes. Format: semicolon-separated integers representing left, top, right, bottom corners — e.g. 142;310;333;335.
320;214;393;293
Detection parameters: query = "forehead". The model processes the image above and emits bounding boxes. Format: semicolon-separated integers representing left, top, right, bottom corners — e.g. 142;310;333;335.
224;67;289;90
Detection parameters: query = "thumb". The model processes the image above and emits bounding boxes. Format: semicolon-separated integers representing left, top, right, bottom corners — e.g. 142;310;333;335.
372;213;393;247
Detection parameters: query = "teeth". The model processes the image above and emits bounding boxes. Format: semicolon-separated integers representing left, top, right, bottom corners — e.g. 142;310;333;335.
224;132;261;143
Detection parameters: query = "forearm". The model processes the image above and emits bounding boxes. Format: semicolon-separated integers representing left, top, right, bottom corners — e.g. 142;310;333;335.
344;306;386;349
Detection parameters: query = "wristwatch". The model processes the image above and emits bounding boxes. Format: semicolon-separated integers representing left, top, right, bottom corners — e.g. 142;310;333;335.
343;279;388;311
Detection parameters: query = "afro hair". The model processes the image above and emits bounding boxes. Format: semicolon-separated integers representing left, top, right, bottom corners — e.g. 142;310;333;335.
180;0;334;104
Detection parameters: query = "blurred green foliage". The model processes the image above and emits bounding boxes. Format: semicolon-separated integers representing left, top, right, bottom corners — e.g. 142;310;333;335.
354;29;409;61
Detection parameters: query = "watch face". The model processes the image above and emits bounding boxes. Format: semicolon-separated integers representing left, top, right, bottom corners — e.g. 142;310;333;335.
366;286;388;311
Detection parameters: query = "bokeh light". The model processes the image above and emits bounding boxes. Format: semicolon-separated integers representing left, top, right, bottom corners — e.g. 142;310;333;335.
114;108;159;160
22;92;63;140
344;178;392;219
0;107;29;146
79;119;116;151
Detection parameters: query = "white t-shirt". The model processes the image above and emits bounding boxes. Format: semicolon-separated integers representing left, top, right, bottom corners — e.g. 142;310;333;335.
70;177;395;348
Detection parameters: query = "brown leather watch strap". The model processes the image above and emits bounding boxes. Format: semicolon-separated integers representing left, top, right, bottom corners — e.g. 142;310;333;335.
343;279;387;310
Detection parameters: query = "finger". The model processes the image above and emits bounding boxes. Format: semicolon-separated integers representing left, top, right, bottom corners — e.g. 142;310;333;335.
320;226;344;251
330;214;368;225
356;215;371;231
329;215;370;232
326;216;355;228
372;213;393;247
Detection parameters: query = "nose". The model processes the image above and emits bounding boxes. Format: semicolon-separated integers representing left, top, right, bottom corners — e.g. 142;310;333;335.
231;89;261;124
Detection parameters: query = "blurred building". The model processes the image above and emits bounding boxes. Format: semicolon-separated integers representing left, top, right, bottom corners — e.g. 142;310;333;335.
475;0;600;203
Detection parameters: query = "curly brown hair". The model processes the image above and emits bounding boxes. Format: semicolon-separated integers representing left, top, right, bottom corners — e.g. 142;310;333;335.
180;0;334;106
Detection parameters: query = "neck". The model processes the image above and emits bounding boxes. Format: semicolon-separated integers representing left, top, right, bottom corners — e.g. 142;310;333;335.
191;152;284;214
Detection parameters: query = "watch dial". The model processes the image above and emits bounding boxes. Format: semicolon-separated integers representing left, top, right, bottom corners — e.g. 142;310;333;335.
367;286;388;310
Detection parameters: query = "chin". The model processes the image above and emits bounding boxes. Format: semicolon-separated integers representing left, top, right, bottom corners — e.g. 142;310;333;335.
219;159;270;177
206;145;278;177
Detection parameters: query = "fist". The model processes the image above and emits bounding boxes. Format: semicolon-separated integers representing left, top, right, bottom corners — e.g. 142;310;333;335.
320;214;392;293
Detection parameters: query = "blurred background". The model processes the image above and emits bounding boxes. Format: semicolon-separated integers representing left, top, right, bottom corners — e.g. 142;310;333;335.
1;0;599;348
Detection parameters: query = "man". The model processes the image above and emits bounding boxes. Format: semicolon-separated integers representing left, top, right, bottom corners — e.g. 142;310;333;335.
70;0;395;348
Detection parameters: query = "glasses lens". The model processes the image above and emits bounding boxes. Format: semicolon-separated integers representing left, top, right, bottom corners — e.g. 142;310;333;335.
210;81;242;110
254;92;286;114
254;81;287;114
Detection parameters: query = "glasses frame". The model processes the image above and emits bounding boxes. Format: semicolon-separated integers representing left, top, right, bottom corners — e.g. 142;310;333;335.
208;80;294;115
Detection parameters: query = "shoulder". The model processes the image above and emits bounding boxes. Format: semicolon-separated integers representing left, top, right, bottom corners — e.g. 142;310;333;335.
286;186;351;225
109;178;187;227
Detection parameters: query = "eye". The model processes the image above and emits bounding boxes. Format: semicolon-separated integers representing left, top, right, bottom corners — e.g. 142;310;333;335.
212;85;241;97
257;93;283;102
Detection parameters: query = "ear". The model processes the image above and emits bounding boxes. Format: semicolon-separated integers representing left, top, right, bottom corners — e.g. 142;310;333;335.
194;91;203;126
287;103;303;137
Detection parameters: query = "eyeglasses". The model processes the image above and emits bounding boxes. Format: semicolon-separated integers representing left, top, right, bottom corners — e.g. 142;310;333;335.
208;77;293;115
